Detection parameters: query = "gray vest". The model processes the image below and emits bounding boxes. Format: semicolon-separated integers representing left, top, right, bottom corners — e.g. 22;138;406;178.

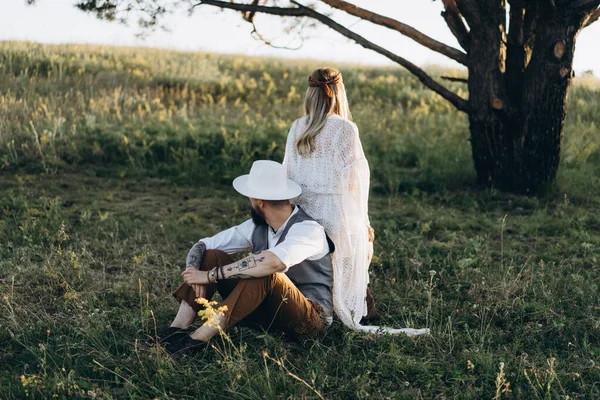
251;206;335;317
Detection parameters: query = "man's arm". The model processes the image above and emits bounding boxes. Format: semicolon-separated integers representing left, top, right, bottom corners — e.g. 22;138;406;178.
181;250;285;284
222;251;285;279
185;219;255;269
186;241;207;269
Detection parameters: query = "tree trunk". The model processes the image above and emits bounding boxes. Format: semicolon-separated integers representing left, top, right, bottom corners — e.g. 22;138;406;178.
467;5;587;193
467;0;511;189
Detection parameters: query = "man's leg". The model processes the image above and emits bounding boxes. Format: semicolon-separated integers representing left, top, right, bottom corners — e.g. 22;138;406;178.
170;301;197;329
171;250;235;329
246;273;324;336
190;271;323;342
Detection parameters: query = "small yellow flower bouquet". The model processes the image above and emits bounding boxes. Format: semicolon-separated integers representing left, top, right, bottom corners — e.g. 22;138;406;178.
195;298;228;329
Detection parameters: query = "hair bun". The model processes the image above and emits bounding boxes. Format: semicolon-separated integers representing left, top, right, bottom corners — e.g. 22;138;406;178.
308;74;341;98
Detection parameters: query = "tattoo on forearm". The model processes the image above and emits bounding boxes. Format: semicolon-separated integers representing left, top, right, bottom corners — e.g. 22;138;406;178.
186;241;206;269
225;252;266;277
228;274;255;279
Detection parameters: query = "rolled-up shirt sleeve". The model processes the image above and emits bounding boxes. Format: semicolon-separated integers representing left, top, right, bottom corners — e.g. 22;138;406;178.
269;221;328;272
200;219;255;254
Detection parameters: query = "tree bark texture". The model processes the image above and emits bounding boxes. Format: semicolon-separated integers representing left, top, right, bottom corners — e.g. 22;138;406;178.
467;3;589;193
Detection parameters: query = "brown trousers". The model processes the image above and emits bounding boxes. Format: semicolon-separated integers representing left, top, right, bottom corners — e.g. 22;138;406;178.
173;250;324;337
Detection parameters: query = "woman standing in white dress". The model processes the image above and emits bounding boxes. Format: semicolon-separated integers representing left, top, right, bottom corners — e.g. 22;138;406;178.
283;68;428;335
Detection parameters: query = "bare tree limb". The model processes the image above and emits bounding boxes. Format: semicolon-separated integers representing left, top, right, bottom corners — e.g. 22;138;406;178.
194;0;469;112
244;0;261;23
195;1;305;16
250;21;305;50
584;7;600;26
442;76;468;83
440;0;471;51
318;0;467;65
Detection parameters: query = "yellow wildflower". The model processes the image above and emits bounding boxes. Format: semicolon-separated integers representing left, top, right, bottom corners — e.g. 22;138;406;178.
195;298;228;328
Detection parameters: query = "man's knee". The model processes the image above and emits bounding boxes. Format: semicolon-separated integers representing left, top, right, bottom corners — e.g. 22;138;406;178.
271;272;292;288
201;250;234;270
173;283;202;312
226;274;276;297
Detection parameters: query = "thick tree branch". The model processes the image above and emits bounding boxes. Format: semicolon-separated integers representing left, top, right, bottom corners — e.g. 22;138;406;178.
456;0;484;29
244;0;261;23
318;0;467;65
195;1;305;16
584;7;600;26
194;0;469;112
441;0;471;51
442;76;468;83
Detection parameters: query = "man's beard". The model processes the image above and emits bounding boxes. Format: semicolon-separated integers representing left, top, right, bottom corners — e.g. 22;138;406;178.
251;206;268;227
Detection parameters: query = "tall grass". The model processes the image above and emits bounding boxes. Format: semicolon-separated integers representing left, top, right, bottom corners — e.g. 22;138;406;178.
0;41;472;188
2;42;598;195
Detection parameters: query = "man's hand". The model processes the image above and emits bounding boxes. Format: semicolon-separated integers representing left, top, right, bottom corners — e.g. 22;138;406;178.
367;225;375;243
192;284;207;299
182;268;209;285
184;266;208;298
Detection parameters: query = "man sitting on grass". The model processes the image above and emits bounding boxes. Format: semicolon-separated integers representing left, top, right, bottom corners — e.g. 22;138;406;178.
156;160;335;357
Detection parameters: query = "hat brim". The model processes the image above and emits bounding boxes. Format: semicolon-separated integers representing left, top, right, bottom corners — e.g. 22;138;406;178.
233;175;302;201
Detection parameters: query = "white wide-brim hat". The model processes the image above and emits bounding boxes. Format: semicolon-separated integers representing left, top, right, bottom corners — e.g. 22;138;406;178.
233;160;302;200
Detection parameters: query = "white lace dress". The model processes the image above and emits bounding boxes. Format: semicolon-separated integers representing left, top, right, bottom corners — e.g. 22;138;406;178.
283;115;429;336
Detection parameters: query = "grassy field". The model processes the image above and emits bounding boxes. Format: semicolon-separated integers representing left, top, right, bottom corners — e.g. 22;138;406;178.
1;41;600;399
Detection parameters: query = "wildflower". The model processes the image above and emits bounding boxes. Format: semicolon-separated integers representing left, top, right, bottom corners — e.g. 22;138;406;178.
195;298;228;328
20;374;41;388
70;251;80;269
467;360;475;373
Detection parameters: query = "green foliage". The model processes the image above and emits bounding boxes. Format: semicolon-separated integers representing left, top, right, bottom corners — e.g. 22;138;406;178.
0;41;473;188
1;42;600;399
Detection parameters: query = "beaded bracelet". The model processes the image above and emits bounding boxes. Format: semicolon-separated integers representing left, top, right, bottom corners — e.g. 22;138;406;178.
219;265;225;280
208;268;218;284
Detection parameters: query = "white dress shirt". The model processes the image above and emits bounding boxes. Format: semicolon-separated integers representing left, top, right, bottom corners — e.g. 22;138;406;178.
200;207;330;272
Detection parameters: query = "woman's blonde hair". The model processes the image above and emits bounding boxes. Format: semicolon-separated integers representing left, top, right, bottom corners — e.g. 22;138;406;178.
296;67;352;156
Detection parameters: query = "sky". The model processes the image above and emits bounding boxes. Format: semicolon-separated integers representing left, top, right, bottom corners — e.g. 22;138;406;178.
1;0;599;73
